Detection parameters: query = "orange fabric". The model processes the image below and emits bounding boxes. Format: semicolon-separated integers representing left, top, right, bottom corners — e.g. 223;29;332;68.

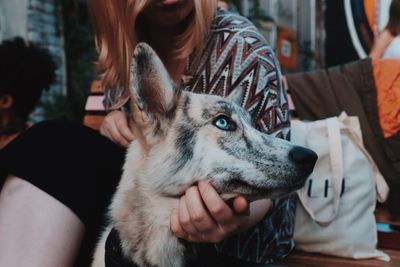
364;0;376;34
372;59;400;138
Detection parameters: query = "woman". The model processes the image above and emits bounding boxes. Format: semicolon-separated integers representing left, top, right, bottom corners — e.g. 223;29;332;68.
0;0;294;266
369;0;400;59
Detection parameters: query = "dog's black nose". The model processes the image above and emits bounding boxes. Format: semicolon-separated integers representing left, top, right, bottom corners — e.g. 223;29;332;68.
289;146;318;173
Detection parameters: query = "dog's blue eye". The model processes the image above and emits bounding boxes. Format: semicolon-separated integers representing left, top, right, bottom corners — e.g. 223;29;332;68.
213;115;236;131
216;118;228;129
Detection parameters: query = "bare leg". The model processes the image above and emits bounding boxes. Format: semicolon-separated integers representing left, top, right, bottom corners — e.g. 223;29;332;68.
0;176;85;267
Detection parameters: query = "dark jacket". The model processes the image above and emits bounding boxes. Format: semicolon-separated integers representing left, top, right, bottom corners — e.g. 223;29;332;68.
286;58;400;215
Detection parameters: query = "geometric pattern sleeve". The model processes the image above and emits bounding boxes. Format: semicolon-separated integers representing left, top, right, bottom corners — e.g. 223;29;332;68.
184;9;295;264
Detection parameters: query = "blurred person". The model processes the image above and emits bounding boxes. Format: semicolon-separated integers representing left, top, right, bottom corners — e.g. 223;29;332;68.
217;0;239;13
217;0;229;11
370;0;400;59
0;37;55;149
0;1;293;266
368;0;400;146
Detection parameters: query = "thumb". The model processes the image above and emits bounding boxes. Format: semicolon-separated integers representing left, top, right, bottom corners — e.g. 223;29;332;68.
233;196;249;215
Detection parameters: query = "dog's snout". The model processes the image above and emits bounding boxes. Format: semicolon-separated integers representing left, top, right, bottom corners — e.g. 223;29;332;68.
289;146;318;173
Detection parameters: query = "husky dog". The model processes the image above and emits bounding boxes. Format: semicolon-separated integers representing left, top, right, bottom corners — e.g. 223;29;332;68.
92;43;317;267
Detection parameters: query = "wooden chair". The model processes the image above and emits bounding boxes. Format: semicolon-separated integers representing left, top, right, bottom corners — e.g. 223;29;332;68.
275;204;400;266
83;80;106;130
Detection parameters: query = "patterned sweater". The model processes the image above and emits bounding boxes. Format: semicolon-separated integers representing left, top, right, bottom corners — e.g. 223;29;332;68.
104;9;295;264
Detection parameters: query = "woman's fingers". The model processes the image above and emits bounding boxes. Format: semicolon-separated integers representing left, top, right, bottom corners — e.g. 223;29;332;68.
178;195;198;235
170;182;249;243
232;196;249;215
170;208;187;239
99;111;135;147
108;122;130;147
198;180;234;224
195;181;240;240
117;119;135;143
185;186;216;233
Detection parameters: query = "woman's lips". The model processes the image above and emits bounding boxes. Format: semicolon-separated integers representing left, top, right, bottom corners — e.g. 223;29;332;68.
157;0;182;6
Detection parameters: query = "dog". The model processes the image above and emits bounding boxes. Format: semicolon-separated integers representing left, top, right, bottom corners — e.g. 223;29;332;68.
91;43;317;267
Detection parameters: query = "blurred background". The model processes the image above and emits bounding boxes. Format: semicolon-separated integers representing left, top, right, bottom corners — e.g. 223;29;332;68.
0;0;394;123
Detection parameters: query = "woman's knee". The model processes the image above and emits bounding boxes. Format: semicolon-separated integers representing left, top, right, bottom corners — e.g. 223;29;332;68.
0;175;85;227
0;175;85;267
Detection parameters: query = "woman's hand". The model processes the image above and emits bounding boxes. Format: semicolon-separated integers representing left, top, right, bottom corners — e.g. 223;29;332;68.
170;180;272;243
369;29;394;59
99;110;135;147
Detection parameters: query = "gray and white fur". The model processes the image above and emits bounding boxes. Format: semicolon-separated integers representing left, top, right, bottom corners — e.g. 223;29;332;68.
91;43;317;267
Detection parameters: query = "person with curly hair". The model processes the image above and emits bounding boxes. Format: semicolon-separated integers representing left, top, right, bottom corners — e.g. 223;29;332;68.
0;37;55;149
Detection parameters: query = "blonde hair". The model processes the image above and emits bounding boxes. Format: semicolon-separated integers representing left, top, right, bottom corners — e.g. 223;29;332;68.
88;0;217;108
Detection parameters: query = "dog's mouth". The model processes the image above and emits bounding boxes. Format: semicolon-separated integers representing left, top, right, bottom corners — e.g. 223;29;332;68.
218;177;307;202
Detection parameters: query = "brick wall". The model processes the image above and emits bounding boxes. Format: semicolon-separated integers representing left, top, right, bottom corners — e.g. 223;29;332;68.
28;0;66;92
27;0;67;121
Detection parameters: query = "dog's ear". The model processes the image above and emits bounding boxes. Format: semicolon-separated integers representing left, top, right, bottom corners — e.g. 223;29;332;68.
129;43;180;119
226;88;243;107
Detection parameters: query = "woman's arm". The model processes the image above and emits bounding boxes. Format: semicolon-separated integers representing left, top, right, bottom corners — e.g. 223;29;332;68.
369;29;394;59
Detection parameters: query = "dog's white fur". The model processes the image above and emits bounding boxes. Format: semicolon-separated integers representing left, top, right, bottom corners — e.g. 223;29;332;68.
92;43;316;267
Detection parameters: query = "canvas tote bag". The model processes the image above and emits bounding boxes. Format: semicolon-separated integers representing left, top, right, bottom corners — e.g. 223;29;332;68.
291;112;390;261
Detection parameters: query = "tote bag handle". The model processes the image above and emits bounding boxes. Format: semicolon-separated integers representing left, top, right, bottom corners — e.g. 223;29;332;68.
341;127;389;203
297;117;344;225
